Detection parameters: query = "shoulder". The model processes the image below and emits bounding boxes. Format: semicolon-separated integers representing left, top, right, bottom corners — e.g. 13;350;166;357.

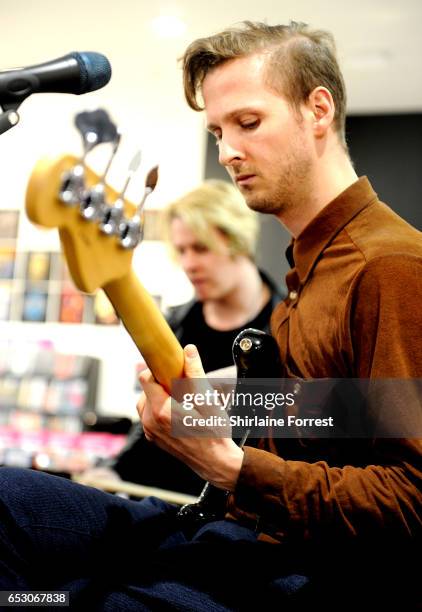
350;254;422;323
352;253;422;298
165;299;198;332
343;199;422;306
349;254;422;376
345;200;422;264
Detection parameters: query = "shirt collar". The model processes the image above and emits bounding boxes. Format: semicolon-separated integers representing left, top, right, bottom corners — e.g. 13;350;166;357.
287;176;378;284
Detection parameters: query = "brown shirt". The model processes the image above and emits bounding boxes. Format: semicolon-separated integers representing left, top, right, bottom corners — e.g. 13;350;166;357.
228;177;422;545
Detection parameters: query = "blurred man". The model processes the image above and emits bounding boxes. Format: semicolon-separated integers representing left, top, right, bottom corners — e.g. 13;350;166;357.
79;179;282;494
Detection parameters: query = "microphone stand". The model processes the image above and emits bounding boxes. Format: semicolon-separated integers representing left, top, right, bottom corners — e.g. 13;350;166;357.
0;109;19;135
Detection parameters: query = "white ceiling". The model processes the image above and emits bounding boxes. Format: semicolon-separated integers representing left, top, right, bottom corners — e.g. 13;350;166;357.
1;0;422;113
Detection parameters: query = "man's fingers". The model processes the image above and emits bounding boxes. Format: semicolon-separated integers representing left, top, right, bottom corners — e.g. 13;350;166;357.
183;344;206;378
138;368;154;387
143;426;154;442
138;367;171;438
139;369;169;406
136;392;146;419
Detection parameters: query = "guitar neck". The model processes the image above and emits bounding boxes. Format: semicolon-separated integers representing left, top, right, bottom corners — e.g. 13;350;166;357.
103;269;184;393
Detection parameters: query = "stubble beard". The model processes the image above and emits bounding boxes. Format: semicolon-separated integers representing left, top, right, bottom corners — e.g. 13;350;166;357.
244;153;313;217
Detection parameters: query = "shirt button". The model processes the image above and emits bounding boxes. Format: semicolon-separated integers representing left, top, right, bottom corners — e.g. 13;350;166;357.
289;290;298;300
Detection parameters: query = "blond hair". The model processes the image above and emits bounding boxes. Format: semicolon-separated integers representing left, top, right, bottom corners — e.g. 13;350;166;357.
182;20;347;146
162;180;259;260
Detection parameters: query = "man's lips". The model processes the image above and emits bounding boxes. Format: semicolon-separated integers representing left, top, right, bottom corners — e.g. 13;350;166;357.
190;278;207;286
234;174;256;185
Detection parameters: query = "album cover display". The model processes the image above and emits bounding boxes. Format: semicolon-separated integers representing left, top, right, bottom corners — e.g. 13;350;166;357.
0;211;19;239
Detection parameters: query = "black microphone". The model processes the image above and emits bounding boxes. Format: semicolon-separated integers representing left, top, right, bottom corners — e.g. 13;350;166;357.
0;52;112;109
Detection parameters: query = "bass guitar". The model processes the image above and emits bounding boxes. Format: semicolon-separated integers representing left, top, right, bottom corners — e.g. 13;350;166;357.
25;110;282;528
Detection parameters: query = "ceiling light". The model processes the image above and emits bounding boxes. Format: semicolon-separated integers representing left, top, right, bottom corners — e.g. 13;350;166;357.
151;15;187;38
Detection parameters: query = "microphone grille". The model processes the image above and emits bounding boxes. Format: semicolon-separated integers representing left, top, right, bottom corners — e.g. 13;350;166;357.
72;52;112;94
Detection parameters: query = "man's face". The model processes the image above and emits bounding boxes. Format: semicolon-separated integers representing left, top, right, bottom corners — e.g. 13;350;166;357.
202;53;314;216
170;218;241;301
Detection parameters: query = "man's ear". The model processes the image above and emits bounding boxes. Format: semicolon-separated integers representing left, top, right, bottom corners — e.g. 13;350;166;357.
307;86;335;138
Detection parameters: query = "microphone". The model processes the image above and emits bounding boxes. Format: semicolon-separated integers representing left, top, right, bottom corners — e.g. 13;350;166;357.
0;52;112;109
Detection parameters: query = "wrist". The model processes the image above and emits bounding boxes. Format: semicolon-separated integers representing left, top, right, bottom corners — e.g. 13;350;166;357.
210;443;244;492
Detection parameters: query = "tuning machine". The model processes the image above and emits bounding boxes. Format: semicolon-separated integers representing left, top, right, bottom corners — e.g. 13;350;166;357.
79;183;108;221
119;214;144;249
80;132;121;221
118;165;158;250
59;164;85;205
60;109;118;208
99;150;141;236
99;199;125;235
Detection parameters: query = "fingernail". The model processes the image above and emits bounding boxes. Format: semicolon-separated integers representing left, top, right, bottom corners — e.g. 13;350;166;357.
185;344;198;359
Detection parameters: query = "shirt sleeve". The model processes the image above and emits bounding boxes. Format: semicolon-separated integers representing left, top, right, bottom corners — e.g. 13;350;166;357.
228;254;422;543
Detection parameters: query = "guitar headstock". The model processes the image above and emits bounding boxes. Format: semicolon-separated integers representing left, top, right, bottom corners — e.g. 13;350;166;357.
25;111;184;389
25;154;136;294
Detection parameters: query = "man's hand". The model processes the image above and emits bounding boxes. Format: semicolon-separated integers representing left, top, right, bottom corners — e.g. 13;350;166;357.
137;344;243;491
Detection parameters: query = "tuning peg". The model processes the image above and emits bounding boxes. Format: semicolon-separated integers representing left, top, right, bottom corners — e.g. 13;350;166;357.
59;110;119;208
119;216;144;250
118;165;159;250
80;132;122;221
138;165;158;212
99;150;141;236
59;164;85;206
79;183;107;220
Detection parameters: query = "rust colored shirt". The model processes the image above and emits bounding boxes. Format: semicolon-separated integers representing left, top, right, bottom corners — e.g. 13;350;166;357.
228;177;422;546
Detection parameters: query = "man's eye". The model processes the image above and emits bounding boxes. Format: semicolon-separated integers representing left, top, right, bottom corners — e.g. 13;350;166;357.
241;120;259;130
194;244;209;254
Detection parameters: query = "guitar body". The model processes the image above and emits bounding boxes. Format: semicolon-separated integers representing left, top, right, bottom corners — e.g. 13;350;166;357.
177;328;282;529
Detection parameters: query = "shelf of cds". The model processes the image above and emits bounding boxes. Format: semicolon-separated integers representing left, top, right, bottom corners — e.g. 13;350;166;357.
0;338;127;473
0;210;128;473
0;210;120;325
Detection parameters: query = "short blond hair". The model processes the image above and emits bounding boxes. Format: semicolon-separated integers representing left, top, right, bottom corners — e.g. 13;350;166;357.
162;180;259;260
182;20;347;146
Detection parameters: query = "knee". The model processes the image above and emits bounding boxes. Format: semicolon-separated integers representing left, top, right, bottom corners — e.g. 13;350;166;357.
0;466;54;489
0;467;37;490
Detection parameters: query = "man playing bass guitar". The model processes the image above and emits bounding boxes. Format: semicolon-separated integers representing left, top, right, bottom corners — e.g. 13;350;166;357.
0;20;420;611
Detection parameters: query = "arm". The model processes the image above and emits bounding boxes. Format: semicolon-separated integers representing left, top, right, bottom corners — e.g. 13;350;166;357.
228;255;422;542
138;344;244;492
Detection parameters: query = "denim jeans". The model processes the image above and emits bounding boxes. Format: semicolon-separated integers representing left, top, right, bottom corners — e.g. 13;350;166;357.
0;467;311;611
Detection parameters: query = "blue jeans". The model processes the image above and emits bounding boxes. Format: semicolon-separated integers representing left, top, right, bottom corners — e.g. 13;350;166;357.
0;468;310;610
0;467;418;610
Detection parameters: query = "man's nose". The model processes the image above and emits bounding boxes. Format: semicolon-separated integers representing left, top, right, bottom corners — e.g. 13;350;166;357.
218;137;244;167
181;250;199;272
